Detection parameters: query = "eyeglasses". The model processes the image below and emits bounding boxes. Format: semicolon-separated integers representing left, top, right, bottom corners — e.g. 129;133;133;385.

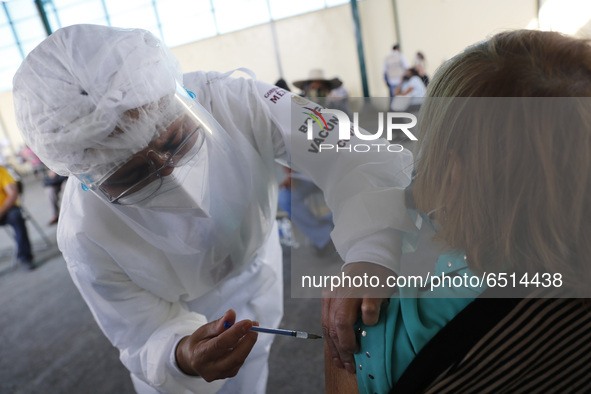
98;121;203;205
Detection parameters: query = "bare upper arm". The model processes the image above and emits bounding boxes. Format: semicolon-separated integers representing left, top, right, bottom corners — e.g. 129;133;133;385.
325;343;359;394
3;183;19;206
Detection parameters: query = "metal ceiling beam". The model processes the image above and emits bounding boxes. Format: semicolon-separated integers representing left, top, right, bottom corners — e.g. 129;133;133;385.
350;0;369;97
34;0;53;36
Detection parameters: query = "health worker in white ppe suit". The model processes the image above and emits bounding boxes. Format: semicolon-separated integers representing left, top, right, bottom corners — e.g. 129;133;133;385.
12;24;415;393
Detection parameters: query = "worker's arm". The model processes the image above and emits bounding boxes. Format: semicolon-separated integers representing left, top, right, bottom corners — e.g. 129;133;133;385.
64;231;250;392
248;78;416;375
174;309;258;382
59;180;249;393
196;72;417;374
246;76;416;272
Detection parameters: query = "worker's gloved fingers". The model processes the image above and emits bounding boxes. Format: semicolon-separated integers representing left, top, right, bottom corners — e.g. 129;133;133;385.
322;297;345;370
216;309;237;333
325;335;345;372
333;299;360;374
212;327;258;376
213;319;254;351
321;265;393;375
195;309;237;341
321;295;360;374
360;298;387;326
189;318;257;381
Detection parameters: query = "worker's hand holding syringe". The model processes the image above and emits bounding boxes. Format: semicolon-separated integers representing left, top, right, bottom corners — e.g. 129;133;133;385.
175;309;258;382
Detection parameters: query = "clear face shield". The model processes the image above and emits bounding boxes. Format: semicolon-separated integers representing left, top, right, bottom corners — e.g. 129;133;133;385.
77;80;275;278
82;85;208;205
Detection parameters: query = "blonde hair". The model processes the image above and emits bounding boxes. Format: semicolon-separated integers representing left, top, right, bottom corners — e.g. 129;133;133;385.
413;30;591;295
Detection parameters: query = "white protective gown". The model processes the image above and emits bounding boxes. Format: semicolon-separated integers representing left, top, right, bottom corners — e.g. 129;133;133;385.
57;70;416;393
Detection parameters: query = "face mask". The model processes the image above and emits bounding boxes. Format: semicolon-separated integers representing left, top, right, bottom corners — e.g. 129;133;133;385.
420;207;443;233
103;102;277;287
110;124;252;254
132;139;210;212
78;85;201;195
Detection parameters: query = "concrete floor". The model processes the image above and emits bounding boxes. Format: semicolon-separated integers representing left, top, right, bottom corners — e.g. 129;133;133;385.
0;173;342;394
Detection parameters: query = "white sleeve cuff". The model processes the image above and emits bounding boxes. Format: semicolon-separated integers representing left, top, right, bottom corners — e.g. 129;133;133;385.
168;335;190;377
166;334;227;394
343;228;403;273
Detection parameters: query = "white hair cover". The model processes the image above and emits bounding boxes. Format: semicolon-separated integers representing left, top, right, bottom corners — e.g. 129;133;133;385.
12;24;184;182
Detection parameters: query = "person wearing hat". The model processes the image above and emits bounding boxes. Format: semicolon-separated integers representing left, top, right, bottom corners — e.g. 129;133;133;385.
293;69;344;98
12;24;415;393
293;69;350;116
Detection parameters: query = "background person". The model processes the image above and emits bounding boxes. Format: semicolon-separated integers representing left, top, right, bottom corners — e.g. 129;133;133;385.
0;165;34;270
391;67;427;112
383;44;409;98
293;68;343;98
277;166;336;256
413;51;429;86
293;69;351;114
279;71;350;255
13;24;414;393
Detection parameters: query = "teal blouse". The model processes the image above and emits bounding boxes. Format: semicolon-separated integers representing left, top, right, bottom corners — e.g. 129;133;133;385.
354;251;486;394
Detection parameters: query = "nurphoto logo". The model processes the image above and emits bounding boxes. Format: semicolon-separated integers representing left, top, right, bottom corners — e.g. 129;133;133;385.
304;108;417;153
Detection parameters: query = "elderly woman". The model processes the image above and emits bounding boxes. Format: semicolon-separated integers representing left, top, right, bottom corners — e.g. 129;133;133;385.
326;29;591;393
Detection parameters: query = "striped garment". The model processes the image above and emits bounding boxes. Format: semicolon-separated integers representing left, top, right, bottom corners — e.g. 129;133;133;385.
392;287;591;393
